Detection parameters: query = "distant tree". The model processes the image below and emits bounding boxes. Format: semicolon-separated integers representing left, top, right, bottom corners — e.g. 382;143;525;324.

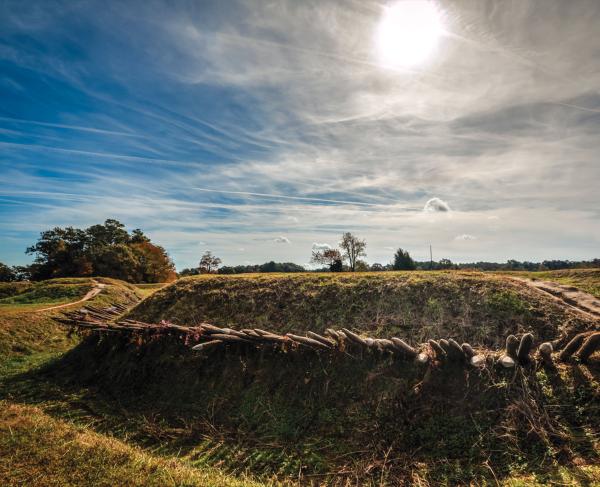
0;262;17;282
179;267;200;277
438;258;454;270
355;260;369;272
393;248;416;270
370;263;385;272
311;248;343;272
339;232;366;272
199;251;221;274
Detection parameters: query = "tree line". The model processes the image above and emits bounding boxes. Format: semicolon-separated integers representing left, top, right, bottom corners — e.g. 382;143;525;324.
1;224;598;283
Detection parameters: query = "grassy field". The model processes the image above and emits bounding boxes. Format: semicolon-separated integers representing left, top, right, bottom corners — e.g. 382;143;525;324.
0;271;598;486
132;282;170;297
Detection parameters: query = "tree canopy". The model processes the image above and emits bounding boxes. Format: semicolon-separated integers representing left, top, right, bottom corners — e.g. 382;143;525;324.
25;219;176;283
393;248;416;270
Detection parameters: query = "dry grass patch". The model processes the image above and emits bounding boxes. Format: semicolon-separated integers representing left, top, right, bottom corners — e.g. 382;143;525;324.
0;401;263;487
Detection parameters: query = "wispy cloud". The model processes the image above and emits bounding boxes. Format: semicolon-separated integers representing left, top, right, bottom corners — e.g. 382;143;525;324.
1;0;599;268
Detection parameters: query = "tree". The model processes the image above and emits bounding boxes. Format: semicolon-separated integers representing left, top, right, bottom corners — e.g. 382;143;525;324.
339;232;366;272
370;263;385;272
355;260;369;272
0;262;17;282
393;248;416;270
25;219;175;283
311;248;343;272
199;251;221;273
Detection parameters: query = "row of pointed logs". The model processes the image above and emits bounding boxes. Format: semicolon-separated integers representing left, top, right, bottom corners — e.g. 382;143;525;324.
558;331;600;363
57;304;600;368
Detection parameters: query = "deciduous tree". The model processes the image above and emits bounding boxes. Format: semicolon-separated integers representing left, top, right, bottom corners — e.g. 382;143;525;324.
339;233;366;272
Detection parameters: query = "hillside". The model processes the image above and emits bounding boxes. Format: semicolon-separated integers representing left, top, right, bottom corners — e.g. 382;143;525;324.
1;271;599;485
127;271;594;348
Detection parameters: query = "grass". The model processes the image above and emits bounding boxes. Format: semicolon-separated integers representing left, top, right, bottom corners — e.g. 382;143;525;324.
0;277;141;361
0;271;598;486
132;282;170;297
127;271;594;348
0;400;263;487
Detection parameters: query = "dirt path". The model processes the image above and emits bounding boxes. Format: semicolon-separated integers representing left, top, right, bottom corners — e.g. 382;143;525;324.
512;277;600;320
35;280;106;313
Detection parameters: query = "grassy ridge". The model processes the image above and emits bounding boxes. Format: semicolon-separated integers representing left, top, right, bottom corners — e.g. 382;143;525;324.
128;271;592;347
24;332;598;485
0;277;141;361
1;272;599;485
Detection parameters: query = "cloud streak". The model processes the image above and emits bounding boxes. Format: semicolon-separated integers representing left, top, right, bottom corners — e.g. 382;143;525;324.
1;0;599;268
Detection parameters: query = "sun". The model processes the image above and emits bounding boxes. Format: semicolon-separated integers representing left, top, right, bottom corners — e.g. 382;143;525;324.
375;0;444;69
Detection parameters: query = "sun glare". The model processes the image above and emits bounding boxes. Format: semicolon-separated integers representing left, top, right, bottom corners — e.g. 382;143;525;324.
376;0;444;69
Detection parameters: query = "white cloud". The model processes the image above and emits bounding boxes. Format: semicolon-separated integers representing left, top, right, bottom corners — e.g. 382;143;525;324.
312;242;331;251
455;234;476;241
274;236;291;244
424;197;451;213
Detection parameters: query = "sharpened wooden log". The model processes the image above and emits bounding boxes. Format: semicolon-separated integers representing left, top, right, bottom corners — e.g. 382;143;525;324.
461;343;475;359
505;335;519;359
499;355;515;368
200;324;228;334
559;333;588;362
428;340;447;360
415;352;429;365
204;333;252;344
438;339;451;354
390;337;417;358
576;332;600;363
253;328;273;337
517;333;534;364
286;333;330;349
191;340;223;351
470;354;486;367
342;328;367;347
324;328;341;341
538;342;554;366
307;331;336;347
447;339;465;362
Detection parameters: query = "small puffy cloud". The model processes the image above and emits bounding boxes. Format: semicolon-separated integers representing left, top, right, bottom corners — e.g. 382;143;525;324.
455;234;476;241
312;242;331;251
424;197;451;213
274;236;291;244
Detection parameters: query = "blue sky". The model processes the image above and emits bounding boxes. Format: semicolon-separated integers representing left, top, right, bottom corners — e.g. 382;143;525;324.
1;0;599;270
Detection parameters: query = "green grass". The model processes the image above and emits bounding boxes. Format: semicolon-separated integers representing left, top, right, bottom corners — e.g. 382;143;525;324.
0;277;142;360
132;282;169;297
127;271;594;348
0;272;598;486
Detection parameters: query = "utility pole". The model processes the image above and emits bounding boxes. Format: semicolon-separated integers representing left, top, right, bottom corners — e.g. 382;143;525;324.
430;244;433;270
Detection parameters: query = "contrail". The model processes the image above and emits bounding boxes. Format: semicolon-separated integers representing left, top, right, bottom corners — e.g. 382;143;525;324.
192;187;385;207
0;115;142;137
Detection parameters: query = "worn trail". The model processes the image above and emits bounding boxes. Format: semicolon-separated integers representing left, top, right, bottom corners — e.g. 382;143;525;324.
512;277;600;320
35;280;106;312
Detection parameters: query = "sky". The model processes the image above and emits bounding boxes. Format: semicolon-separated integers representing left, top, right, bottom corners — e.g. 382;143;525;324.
1;0;599;270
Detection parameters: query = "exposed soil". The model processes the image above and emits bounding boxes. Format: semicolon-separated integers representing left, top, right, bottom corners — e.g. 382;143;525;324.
513;277;600;321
